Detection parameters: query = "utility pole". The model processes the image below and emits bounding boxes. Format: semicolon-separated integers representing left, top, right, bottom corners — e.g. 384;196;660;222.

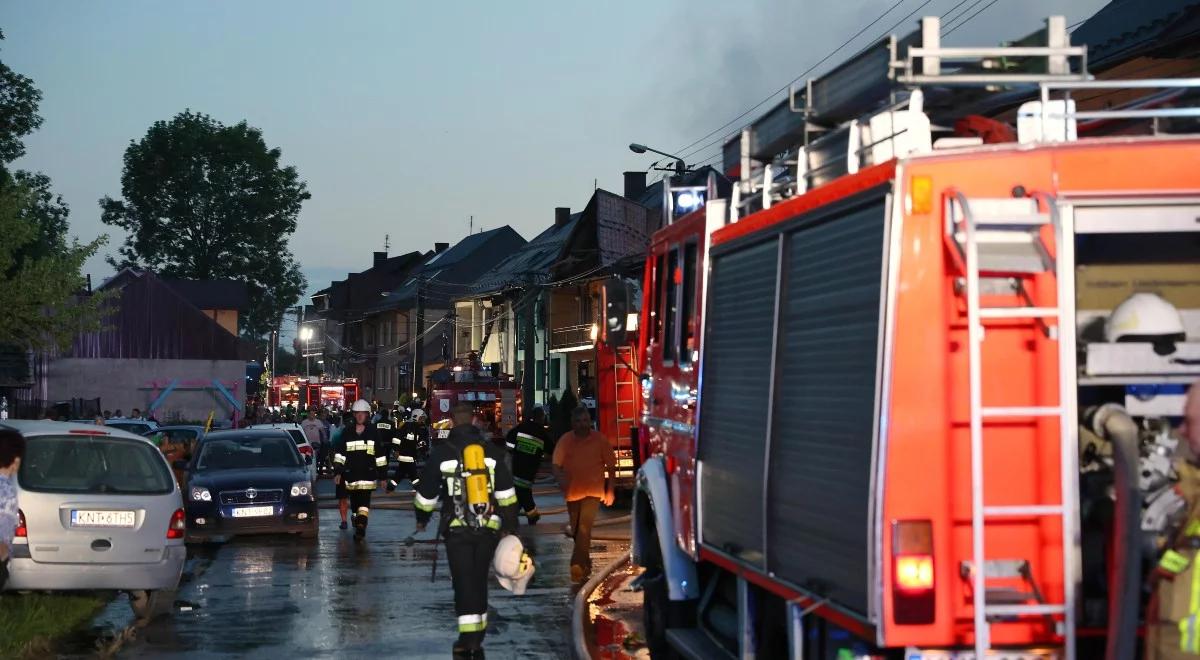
469;215;473;236
413;279;425;401
521;289;539;412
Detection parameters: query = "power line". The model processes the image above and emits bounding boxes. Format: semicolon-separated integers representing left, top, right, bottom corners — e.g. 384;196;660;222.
943;0;1001;37
671;0;915;161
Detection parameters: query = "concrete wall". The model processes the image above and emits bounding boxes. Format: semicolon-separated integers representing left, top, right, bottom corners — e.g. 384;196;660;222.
46;358;244;423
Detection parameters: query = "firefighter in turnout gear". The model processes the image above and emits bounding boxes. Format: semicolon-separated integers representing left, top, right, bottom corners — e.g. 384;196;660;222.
414;402;519;659
333;399;388;540
387;408;429;492
1149;382;1200;659
504;407;548;524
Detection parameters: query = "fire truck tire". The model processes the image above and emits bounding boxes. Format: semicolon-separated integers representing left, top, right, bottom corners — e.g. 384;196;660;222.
642;534;694;658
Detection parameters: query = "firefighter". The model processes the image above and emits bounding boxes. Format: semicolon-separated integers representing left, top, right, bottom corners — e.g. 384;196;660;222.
1149;381;1200;659
505;407;549;524
387;408;429;492
413;401;519;659
332;399;387;540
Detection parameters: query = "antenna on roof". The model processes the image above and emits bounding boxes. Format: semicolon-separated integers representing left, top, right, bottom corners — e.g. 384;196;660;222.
469;215;473;235
384;233;390;251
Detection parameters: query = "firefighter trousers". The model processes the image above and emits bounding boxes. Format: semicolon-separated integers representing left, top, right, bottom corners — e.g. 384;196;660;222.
390;457;419;488
515;484;538;517
445;528;500;650
349;490;372;534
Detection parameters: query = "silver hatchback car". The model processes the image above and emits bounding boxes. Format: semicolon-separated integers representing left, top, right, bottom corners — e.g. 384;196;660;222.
1;420;186;617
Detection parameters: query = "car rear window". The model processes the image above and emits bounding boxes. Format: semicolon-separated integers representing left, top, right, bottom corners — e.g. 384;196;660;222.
287;430;306;445
19;435;174;495
195;435;301;471
107;422;150;434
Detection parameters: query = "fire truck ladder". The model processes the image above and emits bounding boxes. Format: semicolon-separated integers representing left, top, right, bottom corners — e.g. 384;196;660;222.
953;190;1078;658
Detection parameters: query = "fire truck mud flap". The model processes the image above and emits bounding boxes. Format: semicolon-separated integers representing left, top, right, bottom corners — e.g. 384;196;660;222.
634;456;699;601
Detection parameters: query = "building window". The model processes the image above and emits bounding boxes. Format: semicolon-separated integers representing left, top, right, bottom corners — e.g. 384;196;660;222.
550;355;562;390
377;364;391;389
536;359;546;391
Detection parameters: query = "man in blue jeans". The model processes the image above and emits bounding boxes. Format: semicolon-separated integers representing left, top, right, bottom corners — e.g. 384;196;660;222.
0;429;26;590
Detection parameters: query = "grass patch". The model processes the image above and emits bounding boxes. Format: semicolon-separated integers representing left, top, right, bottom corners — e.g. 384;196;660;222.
0;592;108;658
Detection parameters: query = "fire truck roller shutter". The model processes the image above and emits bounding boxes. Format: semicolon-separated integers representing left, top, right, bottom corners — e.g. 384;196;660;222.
697;238;781;566
765;190;887;615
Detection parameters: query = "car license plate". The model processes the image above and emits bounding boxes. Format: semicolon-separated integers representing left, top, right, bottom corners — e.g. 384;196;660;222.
232;506;274;518
71;510;136;528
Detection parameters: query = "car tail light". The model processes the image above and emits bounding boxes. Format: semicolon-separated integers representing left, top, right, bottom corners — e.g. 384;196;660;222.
298;444;314;456
15;509;27;538
167;508;186;539
665;455;677;475
892;519;935;625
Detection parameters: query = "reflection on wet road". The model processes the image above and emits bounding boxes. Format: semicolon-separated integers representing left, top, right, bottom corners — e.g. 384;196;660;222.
81;486;628;659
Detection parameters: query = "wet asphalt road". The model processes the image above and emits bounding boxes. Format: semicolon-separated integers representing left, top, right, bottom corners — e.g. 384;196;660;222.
74;480;629;659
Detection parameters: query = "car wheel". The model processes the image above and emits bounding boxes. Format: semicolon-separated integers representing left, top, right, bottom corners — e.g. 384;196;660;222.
129;589;175;620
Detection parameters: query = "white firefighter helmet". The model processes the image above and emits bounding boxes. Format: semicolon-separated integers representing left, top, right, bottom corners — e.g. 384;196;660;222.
1105;292;1186;354
350;399;373;413
410;408;427;422
493;535;534;595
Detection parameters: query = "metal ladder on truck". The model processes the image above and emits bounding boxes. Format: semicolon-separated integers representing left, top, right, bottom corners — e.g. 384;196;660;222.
952;191;1078;658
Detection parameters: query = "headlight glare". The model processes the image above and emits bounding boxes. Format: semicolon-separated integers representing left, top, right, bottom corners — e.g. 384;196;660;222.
190;487;212;502
290;482;311;498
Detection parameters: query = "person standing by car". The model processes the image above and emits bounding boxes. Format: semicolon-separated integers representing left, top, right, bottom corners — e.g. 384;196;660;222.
300;409;325;465
505;407;549;525
332;399;387;540
0;429;25;590
552;406;616;583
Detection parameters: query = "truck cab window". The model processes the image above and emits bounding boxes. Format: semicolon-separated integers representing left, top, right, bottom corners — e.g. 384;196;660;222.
680;242;698;364
663;247;679;363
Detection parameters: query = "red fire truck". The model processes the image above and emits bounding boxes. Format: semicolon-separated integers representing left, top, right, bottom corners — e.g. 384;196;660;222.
428;354;521;443
626;17;1200;659
267;376;359;410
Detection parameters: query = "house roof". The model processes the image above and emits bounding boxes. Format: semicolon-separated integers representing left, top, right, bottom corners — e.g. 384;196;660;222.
1073;0;1200;70
375;226;527;311
468;213;582;296
162;278;249;311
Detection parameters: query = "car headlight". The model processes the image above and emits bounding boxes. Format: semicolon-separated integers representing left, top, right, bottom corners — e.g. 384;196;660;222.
190;486;212;502
290;482;311;498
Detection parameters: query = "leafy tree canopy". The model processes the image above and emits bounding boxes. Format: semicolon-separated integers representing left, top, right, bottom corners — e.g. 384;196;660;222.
0;30;42;168
100;110;310;340
0;181;109;351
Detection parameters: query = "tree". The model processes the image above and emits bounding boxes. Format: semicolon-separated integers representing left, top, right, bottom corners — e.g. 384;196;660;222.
0;29;109;353
100;110;310;339
0;181;109;351
0;30;42;169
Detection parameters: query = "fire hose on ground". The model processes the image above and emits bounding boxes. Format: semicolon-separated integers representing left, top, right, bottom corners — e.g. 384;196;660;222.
571;549;632;660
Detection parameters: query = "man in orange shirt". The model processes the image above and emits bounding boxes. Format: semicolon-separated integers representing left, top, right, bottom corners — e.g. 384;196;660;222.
552;406;615;582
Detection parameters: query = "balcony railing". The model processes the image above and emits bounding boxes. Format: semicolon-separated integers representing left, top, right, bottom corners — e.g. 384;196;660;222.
550;324;593;352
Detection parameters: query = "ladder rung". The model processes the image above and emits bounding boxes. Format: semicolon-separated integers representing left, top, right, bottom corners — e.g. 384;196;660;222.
983;505;1064;517
985;604;1066;617
976;214;1051;228
978;307;1059;319
981;406;1062;418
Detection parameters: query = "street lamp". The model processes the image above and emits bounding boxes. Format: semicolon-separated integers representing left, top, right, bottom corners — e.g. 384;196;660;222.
299;326;314;378
629;143;688;175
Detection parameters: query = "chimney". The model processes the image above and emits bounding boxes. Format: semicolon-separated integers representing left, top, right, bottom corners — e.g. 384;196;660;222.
435;242;450;253
555;207;571;227
373;251;387;268
623;171;647;200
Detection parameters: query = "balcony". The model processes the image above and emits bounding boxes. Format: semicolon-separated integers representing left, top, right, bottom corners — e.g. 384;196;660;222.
550;324;594;353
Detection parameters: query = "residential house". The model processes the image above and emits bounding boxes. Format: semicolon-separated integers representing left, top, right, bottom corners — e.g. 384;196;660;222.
35;269;252;422
365;227;526;404
309;249;431;387
457;208;582;408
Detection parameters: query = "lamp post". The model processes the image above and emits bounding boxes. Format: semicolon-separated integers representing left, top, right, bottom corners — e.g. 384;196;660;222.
629;143;688;175
299;326;313;378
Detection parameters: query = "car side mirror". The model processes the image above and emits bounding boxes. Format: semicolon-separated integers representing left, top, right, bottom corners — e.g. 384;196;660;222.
172;459;189;470
305;454;313;465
